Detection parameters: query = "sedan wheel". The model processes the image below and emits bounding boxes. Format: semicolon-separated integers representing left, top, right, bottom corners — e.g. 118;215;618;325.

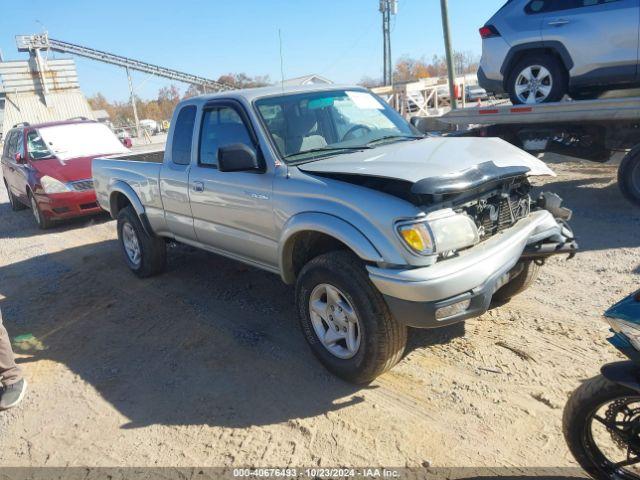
508;54;567;105
514;65;553;104
309;283;361;359
30;196;40;225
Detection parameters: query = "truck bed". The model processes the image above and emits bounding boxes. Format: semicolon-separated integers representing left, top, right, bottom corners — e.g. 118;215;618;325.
439;97;640;127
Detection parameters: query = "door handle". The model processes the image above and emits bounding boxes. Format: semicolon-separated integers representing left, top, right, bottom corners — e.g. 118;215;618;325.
548;19;569;26
192;181;204;192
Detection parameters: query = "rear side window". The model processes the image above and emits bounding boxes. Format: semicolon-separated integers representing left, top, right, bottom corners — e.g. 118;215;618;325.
171;105;197;165
526;0;620;13
2;131;16;158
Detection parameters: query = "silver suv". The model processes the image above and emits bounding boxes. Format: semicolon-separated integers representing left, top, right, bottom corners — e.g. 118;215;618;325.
479;0;640;104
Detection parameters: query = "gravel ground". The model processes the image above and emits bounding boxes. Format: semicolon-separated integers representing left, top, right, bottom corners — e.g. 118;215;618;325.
0;153;637;468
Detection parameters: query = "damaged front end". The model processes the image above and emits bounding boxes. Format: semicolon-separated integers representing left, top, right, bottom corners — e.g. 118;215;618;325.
409;162;579;263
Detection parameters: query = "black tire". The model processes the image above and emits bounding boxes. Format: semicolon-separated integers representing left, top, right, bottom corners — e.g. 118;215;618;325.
4;180;26;211
28;191;52;229
492;260;540;303
563;375;640;480
507;54;568;105
116;206;166;278
619;146;640;207
295;251;407;384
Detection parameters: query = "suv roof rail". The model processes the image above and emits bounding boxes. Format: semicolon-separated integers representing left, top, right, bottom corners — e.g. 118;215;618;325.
12;122;30;128
67;116;91;121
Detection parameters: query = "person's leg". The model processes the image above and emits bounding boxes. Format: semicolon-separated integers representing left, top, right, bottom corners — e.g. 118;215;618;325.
0;309;22;386
0;309;27;410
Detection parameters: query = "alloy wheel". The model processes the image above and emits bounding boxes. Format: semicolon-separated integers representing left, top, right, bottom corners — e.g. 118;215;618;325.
30;196;40;225
122;222;142;267
309;283;361;359
515;65;553;104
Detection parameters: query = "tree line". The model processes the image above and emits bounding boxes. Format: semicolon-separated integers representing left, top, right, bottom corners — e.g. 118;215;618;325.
88;73;271;127
360;51;480;87
88;53;479;126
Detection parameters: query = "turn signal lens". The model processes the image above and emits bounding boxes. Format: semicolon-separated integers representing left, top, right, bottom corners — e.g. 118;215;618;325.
398;223;434;254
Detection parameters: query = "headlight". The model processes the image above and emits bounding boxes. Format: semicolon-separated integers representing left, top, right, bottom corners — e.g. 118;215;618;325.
608;318;640;351
398;209;479;255
40;176;71;194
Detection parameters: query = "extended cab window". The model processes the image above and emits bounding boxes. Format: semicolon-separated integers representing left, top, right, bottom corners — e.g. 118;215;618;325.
171;105;197;165
199;106;253;167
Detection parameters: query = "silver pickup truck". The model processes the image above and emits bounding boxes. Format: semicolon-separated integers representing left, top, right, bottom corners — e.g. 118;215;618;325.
93;84;577;383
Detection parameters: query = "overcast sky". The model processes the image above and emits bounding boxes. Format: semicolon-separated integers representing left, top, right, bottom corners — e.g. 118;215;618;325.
0;0;506;101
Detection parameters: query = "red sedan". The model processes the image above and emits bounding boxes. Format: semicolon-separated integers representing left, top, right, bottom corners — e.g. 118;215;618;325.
1;119;129;229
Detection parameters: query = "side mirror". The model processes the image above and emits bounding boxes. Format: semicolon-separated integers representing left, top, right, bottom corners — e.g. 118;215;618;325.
14;153;26;164
218;144;260;172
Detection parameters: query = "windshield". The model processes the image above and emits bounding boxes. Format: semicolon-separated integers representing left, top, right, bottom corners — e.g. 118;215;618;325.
255;89;421;163
37;123;128;161
27;131;54;160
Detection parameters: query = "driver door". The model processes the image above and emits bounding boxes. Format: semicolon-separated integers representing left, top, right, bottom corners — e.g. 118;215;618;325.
188;101;277;268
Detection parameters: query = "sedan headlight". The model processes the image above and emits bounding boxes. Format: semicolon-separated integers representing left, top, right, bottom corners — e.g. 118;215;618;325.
40;176;71;194
398;209;479;255
608;318;640;351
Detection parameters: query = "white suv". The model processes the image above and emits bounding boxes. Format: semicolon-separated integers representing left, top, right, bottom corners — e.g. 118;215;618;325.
479;0;640;104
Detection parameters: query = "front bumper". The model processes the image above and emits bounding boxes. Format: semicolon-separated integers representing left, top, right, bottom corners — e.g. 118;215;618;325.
35;190;103;220
367;210;573;328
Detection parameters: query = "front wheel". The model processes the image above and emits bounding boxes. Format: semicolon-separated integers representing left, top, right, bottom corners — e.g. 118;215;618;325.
492;261;540;303
507;54;567;105
563;375;640;480
295;251;407;384
117;206;166;278
29;192;52;229
619;147;640;207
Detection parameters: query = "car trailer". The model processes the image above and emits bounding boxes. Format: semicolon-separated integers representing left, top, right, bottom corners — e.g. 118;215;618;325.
432;97;640;206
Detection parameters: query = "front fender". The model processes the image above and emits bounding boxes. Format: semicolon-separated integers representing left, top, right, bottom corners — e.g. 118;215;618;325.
601;361;640;393
279;212;384;284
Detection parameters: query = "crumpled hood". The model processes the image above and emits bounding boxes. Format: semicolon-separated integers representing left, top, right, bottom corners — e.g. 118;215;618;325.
297;137;555;187
32;155;97;183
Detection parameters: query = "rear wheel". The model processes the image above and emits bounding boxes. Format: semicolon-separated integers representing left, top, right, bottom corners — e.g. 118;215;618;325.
508;54;567;105
619;147;640;207
295;251;407;384
29;191;52;229
117;206;166;277
4;181;26;211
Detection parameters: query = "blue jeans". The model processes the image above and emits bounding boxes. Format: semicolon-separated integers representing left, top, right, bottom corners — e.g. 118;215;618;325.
0;309;22;386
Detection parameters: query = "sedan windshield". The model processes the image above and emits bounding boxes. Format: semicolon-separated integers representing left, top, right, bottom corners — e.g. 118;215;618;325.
255;89;421;163
37;123;128;161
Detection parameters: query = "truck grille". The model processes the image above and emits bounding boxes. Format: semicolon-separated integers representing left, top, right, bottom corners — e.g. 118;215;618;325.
71;179;94;191
465;191;530;241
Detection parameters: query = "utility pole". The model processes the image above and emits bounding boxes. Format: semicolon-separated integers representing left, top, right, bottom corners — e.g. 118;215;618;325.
380;0;397;86
440;0;458;109
126;66;141;138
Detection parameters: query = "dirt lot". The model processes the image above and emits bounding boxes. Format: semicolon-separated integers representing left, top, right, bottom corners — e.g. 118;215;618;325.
0;154;638;468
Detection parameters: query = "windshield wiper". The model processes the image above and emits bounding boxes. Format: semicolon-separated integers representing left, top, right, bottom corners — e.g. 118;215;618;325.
284;146;372;161
366;135;424;146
